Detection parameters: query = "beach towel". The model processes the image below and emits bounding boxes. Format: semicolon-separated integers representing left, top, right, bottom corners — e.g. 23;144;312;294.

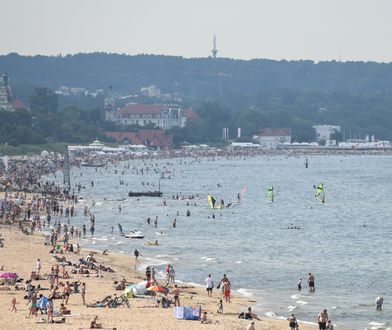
173;307;184;319
174;306;201;320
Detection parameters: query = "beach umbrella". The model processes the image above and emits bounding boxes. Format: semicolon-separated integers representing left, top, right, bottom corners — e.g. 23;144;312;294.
0;272;18;279
146;285;169;294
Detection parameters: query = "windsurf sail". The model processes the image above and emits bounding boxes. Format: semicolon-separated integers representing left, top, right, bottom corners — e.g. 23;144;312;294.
315;183;325;203
266;186;274;202
241;185;247;198
207;193;222;209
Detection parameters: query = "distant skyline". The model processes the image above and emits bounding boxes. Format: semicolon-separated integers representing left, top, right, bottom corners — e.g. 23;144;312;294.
2;0;392;62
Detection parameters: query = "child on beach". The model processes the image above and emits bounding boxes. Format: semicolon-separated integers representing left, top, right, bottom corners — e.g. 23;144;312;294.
10;298;17;312
217;299;223;314
298;278;302;291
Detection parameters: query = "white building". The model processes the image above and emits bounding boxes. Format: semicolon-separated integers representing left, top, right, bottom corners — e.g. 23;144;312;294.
140;85;161;98
105;102;198;130
313;125;341;146
253;128;291;149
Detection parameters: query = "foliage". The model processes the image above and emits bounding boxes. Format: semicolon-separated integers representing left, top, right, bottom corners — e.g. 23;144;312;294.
2;53;392;144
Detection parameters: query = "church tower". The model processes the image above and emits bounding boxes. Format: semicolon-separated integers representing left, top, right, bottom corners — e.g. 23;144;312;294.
0;72;13;111
104;85;117;122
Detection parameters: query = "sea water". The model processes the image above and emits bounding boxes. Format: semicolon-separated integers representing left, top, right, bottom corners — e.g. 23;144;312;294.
46;155;392;330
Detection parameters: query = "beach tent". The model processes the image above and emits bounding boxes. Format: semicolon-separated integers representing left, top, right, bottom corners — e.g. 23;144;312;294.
173;306;201;320
37;296;48;309
132;281;148;295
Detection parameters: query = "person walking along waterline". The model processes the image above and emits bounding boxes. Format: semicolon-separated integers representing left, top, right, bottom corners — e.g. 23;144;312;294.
205;274;214;297
133;249;141;267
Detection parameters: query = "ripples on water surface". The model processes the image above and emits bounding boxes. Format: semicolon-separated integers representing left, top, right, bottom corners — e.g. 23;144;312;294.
47;155;392;330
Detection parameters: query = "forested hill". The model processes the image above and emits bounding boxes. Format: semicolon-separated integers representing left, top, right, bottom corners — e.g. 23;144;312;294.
1;53;392;98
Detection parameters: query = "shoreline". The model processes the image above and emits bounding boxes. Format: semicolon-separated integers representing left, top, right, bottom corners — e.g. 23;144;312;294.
0;224;313;330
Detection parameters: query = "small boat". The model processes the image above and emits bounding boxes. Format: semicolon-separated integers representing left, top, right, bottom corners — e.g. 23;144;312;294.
81;162;105;168
128;191;162;197
124;230;144;239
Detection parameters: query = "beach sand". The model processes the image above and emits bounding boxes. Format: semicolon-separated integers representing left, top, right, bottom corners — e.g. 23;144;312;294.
0;227;313;330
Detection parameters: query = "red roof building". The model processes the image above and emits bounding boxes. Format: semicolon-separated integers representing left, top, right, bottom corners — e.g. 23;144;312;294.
105;102;198;130
104;130;173;148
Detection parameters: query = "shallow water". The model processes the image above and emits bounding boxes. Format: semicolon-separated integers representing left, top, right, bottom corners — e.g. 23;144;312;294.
46;155;392;330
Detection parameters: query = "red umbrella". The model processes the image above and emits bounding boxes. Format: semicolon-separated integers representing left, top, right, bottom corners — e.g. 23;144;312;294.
146;285;169;294
0;272;18;279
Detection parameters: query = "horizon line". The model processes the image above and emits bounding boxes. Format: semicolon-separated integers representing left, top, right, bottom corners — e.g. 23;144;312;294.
0;52;391;65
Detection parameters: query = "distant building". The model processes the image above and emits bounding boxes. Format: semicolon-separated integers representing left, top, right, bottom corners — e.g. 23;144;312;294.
140;85;161;98
313;125;340;146
105;100;198;130
0;72;27;111
0;72;13;111
253;128;291;149
55;86;87;96
104;130;173;149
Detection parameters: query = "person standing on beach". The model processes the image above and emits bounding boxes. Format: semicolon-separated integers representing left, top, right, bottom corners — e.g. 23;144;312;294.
218;274;231;292
205;274;214;297
172;285;180;307
288;314;298;330
173;219;176;228
307;273;315;292
10;298;17;312
317;309;328;330
81;283;86;305
46;298;54;323
222;281;231;303
36;259;42;276
133;249;141;266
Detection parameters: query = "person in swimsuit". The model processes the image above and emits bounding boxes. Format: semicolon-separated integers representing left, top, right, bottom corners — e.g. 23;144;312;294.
317;309;328;330
172;285;180;307
307;273;315;292
222;281;231;303
288;314;298;329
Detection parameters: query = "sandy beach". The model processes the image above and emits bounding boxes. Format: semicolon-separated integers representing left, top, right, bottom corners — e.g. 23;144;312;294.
0;225;314;330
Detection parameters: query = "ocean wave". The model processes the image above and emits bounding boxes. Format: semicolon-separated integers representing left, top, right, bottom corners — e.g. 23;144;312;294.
142;256;168;267
265;311;286;320
236;261;243;264
296;300;308;305
237;288;255;297
291;294;300;299
288;305;297;312
200;256;216;262
351;303;373;308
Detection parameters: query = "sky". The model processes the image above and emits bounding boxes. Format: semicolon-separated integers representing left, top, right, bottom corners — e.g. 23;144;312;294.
1;0;392;62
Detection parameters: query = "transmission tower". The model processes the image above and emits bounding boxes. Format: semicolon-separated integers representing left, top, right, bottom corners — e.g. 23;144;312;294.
211;35;218;58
